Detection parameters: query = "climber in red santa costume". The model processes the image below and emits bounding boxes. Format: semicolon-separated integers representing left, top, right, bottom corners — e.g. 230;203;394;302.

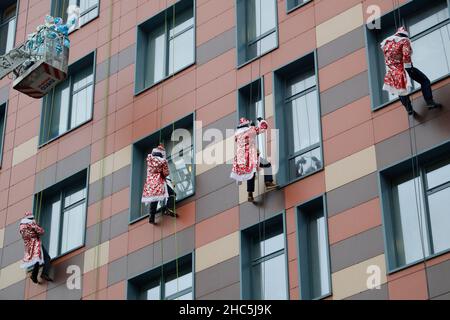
19;211;53;284
142;144;177;225
231;117;277;202
381;26;441;115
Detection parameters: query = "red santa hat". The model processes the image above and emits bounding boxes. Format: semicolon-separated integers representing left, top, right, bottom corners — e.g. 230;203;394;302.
395;26;409;37
152;143;166;158
237;117;251;129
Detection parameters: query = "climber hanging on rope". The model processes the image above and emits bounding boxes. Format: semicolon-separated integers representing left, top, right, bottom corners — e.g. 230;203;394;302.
230;117;277;202
19;212;53;284
381;26;442;115
142;144;177;225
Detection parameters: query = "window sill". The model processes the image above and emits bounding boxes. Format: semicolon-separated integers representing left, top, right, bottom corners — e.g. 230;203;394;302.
129;193;195;225
286;0;313;15
134;62;196;97
237;45;279;70
372;73;450;112
277;167;324;189
387;247;450;275
38;118;93;149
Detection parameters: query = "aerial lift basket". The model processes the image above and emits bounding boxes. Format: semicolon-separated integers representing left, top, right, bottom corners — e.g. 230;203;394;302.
12;27;69;99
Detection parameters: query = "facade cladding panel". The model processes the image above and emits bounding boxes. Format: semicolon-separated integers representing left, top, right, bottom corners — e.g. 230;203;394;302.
0;0;449;301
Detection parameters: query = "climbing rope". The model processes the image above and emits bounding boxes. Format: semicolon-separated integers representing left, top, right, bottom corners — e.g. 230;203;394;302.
391;0;432;299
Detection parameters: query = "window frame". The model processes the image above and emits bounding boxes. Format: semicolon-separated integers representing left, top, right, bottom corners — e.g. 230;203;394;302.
240;212;290;300
127;253;195;300
295;194;332;300
235;0;279;68
379;141;450;274
0;101;7;168
286;0;313;14
134;0;196;95
51;0;100;31
365;0;450;111
272;50;324;188
0;0;18;56
34;169;89;261
237;77;268;158
39;51;97;147
129;113;196;224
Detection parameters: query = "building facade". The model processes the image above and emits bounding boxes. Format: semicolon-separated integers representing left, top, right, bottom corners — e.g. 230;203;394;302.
0;0;450;300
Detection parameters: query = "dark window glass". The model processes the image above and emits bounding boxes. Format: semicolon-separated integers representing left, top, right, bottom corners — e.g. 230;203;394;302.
39;171;88;259
41;53;95;144
287;0;311;12
298;197;331;300
128;255;193;300
237;0;278;66
242;215;288;300
137;0;195;91
0;103;6;165
0;1;17;55
384;156;450;270
53;0;99;28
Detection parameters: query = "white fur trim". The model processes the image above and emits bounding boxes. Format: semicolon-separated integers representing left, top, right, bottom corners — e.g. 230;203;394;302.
235;127;251;135
20;218;35;225
383;83;410;96
230;170;255;182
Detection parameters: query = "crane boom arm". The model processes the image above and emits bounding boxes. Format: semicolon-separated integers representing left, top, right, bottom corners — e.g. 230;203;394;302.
0;45;31;80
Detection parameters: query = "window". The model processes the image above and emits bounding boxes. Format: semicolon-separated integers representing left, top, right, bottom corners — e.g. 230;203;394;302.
0;0;17;55
52;0;99;28
297;196;331;300
130;114;195;222
40;52;95;145
241;215;288;300
381;145;450;272
287;0;312;13
128;254;193;300
37;170;88;259
237;78;266;157
273;52;323;186
135;0;195;93
366;0;450;110
0;102;6;166
236;0;278;67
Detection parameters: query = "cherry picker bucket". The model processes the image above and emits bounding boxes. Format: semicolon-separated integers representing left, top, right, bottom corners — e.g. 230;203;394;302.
13;27;69;99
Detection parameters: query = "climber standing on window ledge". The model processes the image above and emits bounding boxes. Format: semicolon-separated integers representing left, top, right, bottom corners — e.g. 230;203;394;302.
142;144;177;225
381;26;441;116
230;117;277;202
19;211;53;284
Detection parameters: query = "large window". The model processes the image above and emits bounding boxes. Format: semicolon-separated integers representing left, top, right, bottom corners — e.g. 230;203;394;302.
236;0;278;67
381;145;450;272
274;52;323;186
241;215;288;300
238;78;266;157
135;0;195;93
286;0;312;13
37;170;88;259
52;0;99;28
0;102;6;166
366;0;450;109
128;254;193;300
130;114;195;222
40;52;95;145
297;196;331;300
0;0;17;55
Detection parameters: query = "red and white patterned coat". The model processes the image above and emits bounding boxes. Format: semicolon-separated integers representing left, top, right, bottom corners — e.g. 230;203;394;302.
19;219;45;269
381;35;413;96
230;120;268;182
142;154;170;203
